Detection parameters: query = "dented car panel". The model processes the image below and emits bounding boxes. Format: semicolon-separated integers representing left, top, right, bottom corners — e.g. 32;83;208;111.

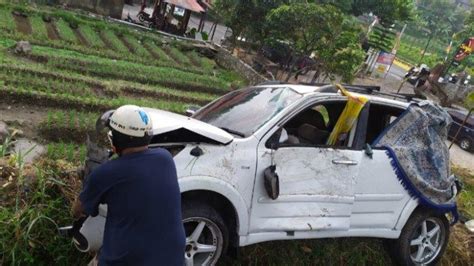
143;108;233;144
76;85;436;255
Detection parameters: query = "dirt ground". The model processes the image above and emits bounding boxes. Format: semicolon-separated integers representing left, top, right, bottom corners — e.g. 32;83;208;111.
0;103;49;141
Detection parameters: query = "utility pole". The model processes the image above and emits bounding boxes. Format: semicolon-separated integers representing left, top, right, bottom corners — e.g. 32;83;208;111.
418;30;433;65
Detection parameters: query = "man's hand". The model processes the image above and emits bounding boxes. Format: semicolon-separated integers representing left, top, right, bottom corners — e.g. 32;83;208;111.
72;197;86;219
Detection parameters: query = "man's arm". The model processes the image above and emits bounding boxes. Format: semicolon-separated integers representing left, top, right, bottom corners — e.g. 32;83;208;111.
72;197;86;218
75;170;104;217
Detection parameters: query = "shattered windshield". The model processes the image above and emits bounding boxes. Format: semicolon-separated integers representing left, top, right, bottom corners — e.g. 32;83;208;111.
193;87;301;137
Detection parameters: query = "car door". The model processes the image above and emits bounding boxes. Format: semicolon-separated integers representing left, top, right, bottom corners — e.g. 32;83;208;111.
249;99;365;234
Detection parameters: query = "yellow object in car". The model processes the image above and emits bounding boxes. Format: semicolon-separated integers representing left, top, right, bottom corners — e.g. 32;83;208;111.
326;84;369;146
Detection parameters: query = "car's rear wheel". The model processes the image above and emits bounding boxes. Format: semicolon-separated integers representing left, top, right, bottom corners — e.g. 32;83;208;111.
389;209;449;265
182;202;228;266
459;138;471;151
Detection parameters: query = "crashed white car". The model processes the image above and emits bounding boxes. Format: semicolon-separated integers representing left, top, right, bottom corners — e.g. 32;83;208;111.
71;84;457;265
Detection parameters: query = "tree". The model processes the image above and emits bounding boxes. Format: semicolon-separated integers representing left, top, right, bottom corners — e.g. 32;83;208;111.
213;0;291;47
266;3;365;82
212;0;256;47
316;0;415;26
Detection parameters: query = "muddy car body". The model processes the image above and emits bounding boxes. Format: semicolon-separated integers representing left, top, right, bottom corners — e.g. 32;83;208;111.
74;84;455;265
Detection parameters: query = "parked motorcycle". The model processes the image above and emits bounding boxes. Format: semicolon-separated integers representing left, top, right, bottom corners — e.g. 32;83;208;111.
404;64;430;88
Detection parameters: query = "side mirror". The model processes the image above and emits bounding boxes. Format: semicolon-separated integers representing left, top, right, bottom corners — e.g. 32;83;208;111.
264;165;279;200
185;105;201;117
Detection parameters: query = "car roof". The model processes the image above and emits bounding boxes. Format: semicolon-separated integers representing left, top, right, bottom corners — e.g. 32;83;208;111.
255;83;411;108
447;109;474;126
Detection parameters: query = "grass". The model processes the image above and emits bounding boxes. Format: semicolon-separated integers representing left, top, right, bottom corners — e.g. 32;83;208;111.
29;15;48;42
224;166;474;266
0;147;89;265
0;7;14;33
101;28;129;53
46;142;87;162
77;24;104;49
0;2;241;265
55;18;77;44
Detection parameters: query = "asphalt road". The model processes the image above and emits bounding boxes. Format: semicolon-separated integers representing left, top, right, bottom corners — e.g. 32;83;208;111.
386;63;407;80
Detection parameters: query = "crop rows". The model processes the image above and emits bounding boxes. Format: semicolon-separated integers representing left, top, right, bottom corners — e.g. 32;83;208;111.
28;47;233;93
0;85;188;113
46;142;87;163
0;5;228;76
39;110;97;143
0;64;216;104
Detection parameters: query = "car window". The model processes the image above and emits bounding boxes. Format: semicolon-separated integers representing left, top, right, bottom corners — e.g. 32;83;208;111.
366;103;405;144
193;87;301;137
269;100;353;148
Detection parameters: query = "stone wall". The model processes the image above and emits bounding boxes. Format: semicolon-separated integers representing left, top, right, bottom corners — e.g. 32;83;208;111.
213;45;267;85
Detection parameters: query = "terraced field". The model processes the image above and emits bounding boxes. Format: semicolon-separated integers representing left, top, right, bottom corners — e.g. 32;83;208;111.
0;3;247;263
0;1;245;146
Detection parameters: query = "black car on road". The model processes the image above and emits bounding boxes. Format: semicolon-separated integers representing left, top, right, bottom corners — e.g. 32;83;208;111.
448;109;474;152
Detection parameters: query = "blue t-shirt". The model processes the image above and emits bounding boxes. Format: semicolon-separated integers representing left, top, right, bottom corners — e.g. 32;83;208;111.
79;148;185;266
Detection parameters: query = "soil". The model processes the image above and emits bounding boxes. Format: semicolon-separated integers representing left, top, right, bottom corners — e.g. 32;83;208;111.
73;28;89;46
13;13;32;35
0;103;48;141
45;21;60;40
92;85;118;98
116;33;136;53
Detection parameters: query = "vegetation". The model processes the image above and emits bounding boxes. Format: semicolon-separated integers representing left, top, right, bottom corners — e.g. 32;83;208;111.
266;3;365;82
0;0;472;265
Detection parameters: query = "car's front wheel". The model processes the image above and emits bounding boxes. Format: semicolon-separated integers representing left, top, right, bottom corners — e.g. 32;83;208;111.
182;202;228;266
389;209;449;265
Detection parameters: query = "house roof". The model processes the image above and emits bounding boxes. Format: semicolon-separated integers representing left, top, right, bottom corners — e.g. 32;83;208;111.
164;0;205;13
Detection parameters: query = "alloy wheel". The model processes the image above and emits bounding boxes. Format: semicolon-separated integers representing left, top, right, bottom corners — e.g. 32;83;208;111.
183;217;223;266
459;139;470;150
409;217;445;264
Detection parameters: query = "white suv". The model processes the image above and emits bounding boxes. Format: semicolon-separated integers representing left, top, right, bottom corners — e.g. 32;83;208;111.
71;84;457;265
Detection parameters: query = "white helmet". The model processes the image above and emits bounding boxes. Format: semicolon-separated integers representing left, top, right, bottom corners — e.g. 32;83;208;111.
109;105;153;137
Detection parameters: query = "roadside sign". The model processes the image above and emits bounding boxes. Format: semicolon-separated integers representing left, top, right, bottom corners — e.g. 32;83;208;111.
373;51;396;75
453;37;474;63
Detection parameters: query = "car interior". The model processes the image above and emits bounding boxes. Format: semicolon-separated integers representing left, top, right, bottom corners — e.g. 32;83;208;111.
270;100;405;149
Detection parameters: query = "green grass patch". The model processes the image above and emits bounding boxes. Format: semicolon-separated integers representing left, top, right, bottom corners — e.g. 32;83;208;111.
0;7;14;33
78;24;104;49
30;15;48;42
55;18;77;44
121;34;150;57
46;142;87;163
101;29;129;53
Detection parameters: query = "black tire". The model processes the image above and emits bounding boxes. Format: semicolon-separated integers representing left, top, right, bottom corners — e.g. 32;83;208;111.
182;202;228;265
389;209;450;266
459;138;471;151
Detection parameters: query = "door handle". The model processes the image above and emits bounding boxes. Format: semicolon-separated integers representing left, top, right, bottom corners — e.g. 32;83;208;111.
332;159;358;165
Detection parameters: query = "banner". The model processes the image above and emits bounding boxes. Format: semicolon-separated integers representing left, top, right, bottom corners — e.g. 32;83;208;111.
453;37;474;62
374;51;396;74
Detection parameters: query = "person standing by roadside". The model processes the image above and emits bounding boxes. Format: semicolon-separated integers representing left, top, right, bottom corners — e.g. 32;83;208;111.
73;105;185;266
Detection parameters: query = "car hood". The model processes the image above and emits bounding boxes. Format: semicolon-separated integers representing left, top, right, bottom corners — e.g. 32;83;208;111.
143;108;234;145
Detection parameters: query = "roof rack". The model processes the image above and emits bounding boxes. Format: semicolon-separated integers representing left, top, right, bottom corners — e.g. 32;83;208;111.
256;81;423;102
300;82;381;93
